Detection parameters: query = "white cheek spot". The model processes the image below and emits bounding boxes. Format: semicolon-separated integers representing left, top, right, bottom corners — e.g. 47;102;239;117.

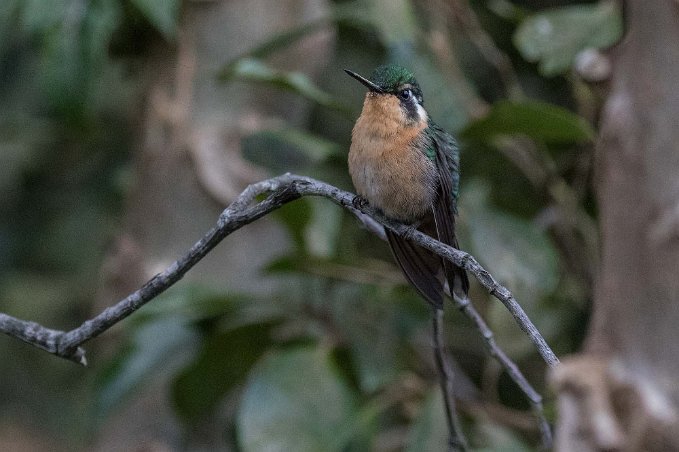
416;103;427;122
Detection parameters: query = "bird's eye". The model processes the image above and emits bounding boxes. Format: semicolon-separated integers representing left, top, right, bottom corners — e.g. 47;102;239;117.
399;89;412;100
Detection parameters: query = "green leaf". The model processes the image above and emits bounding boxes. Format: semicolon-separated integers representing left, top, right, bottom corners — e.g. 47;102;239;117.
268;196;342;259
332;287;410;392
514;1;622;76
272;198;313;252
461;181;558;308
461;100;594;145
242;128;343;174
334;0;417;46
234;20;330;62
473;421;532;451
406;389;448;452
21;0;121;119
18;0;67;34
82;0;121;68
306;197;343;257
133;285;248;323
95;316;199;417
264;255;300;274
130;0;179;40
237;346;358;452
172;322;278;423
271;129;344;164
460;182;559;356
219;58;346;112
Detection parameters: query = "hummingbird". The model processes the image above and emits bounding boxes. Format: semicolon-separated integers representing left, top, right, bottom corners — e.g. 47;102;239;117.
345;65;469;307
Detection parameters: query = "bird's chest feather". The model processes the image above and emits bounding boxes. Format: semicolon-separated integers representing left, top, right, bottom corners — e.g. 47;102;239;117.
348;97;437;222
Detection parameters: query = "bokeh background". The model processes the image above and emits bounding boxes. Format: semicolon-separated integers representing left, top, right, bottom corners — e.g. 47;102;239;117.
0;0;621;450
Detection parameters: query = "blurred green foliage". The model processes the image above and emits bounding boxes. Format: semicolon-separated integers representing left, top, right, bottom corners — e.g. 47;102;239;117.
514;0;621;76
0;0;620;450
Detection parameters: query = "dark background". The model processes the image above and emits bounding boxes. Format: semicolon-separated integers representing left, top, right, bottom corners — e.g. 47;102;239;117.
0;0;621;450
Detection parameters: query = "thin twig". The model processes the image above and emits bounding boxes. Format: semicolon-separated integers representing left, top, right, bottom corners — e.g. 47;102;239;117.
0;315;87;366
432;307;468;451
452;294;553;449
0;177;303;364
0;173;558;447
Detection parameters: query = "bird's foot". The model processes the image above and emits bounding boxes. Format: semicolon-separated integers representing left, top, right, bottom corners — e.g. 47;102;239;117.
352;195;369;210
401;224;418;240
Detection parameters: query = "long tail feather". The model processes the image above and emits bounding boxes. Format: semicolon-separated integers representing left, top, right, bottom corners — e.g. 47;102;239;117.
386;226;445;308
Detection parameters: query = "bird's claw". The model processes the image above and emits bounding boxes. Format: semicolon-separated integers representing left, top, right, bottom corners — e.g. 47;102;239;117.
401;224;418;240
352;195;368;210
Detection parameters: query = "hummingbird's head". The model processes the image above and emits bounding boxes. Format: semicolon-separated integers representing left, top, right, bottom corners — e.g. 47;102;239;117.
345;65;426;126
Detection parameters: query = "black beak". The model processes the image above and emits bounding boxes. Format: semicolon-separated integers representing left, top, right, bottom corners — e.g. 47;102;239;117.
344;69;385;93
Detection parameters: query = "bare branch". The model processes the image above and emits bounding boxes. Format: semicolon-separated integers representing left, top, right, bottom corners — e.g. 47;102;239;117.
1;176;303;364
0;314;86;365
432;307;468;451
451;294;553;448
0;173;557;446
0;173;558;365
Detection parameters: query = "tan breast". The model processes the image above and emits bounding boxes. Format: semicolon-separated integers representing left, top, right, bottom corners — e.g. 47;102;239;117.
348;94;437;222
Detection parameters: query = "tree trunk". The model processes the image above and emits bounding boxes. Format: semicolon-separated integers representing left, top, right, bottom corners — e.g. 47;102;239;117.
552;1;679;450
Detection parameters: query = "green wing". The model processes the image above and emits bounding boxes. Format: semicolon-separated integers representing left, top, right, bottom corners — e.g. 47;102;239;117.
385;124;468;307
429;124;469;297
